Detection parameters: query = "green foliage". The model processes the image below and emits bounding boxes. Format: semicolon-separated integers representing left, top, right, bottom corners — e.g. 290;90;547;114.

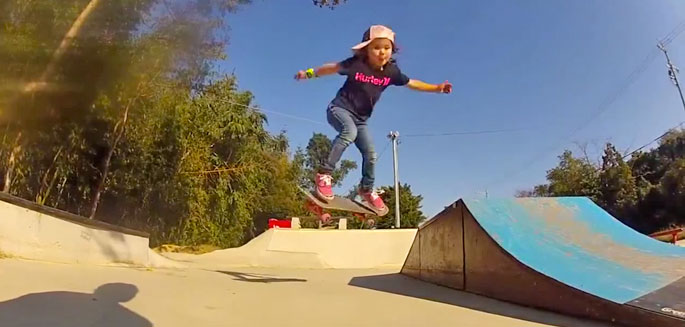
519;129;685;234
657;158;685;225
545;150;600;200
0;0;310;249
312;0;347;8
295;132;357;188
376;183;426;229
598;144;637;218
0;0;415;250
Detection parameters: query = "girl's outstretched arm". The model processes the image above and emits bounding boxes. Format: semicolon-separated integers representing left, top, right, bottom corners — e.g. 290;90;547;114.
406;79;452;94
294;62;340;80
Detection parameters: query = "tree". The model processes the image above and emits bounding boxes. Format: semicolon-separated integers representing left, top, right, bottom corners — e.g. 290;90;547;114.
375;183;426;229
545;150;600;201
515;184;551;197
294;133;357;189
657;158;685;228
312;0;346;8
626;129;685;232
597;143;637;218
516;150;599;198
248;133;309;238
630;129;685;186
518;129;685;235
0;0;365;249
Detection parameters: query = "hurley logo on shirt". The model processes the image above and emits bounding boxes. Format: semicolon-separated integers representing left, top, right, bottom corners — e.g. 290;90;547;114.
354;72;391;86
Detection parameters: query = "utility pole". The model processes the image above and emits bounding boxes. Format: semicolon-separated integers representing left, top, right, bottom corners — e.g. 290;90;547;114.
658;42;685;113
388;131;401;228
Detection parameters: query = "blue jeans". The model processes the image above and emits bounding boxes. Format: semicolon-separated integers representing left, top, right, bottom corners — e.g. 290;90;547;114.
321;105;376;191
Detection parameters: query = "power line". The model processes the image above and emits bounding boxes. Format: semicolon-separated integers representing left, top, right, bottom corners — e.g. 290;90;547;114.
660;20;685;45
217;99;329;126
258;107;329;126
403;126;535;138
377;139;391;161
213;99;399;164
622;122;685;159
481;51;659;190
479;22;685;191
216;98;537;139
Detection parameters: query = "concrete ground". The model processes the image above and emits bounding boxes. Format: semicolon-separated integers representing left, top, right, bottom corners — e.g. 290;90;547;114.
0;258;612;327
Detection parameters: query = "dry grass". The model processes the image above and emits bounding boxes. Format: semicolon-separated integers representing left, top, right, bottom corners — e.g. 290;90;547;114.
153;244;221;254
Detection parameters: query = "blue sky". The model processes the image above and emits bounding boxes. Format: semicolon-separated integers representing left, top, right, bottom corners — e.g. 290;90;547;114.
219;0;685;218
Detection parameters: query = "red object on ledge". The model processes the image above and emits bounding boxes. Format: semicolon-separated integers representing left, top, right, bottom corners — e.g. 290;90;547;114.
649;228;684;244
268;219;291;229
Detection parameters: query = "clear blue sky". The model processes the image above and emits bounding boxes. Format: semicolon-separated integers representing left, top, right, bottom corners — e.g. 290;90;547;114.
219;0;685;218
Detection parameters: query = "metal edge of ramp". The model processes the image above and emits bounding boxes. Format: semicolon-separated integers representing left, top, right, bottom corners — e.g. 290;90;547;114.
402;199;684;327
628;277;685;320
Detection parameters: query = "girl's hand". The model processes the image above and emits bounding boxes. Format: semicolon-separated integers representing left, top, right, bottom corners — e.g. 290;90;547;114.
438;81;452;94
407;79;453;94
294;70;308;80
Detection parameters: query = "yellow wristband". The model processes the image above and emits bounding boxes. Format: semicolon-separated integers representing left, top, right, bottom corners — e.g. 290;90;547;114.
305;68;316;78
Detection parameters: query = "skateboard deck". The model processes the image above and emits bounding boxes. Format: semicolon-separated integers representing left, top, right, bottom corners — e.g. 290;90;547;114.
299;187;388;217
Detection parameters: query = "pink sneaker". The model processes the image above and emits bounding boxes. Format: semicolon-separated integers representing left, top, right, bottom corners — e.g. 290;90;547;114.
315;173;334;201
358;188;387;212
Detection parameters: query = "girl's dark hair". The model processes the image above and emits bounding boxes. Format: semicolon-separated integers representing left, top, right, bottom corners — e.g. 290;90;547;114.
352;42;400;64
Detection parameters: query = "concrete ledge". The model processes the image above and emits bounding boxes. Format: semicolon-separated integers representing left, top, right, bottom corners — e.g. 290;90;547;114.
168;228;418;269
267;229;417;269
0;192;148;237
0;193;180;268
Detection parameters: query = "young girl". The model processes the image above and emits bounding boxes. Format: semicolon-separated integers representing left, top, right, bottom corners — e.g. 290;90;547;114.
295;24;452;214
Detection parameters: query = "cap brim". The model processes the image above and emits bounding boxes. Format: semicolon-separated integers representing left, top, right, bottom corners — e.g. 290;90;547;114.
351;40;373;50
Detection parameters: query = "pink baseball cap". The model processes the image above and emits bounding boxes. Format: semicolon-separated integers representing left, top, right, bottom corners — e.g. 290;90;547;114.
351;25;396;50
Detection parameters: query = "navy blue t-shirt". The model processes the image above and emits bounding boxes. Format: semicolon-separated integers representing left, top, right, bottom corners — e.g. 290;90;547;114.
330;56;410;120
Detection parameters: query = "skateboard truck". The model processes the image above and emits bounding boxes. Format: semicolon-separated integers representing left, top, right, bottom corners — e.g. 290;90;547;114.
305;199;333;224
299;187;385;229
304;199;377;228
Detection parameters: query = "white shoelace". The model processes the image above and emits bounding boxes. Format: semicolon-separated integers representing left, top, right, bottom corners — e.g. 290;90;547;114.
318;174;332;186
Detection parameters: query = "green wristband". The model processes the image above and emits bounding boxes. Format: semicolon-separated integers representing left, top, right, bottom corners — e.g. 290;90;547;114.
305;68;316;78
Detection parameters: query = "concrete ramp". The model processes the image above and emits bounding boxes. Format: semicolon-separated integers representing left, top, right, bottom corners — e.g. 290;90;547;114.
402;197;685;327
168;229;417;269
0;192;180;268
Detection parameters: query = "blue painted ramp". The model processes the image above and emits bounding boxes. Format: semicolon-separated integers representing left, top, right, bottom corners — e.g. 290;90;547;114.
464;197;685;304
402;197;685;326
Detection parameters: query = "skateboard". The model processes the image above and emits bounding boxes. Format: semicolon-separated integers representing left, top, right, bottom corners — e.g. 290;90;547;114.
299;187;388;226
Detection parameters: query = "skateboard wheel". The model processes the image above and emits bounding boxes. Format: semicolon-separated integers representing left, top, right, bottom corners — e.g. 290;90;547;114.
321;213;331;223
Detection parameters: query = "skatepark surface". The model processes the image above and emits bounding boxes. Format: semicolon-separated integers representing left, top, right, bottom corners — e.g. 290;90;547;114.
1;192;683;326
0;258;610;327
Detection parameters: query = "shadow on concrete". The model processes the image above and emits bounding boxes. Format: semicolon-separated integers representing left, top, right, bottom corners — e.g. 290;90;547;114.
348;273;609;327
0;283;152;327
216;270;307;283
94;230;127;264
